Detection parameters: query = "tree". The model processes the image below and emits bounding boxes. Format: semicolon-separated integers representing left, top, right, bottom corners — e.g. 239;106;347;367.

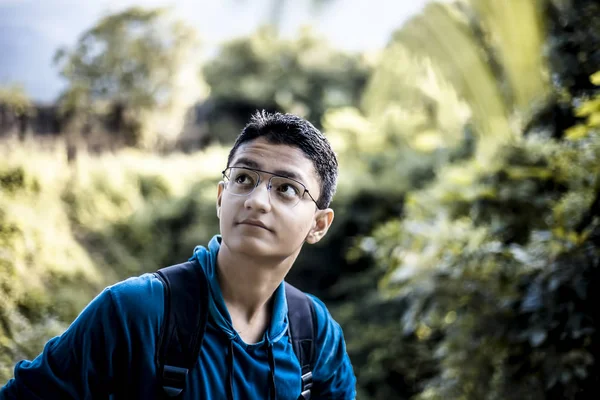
362;84;600;398
200;27;371;144
378;0;549;154
54;7;200;147
339;0;600;397
0;85;34;140
325;0;600;398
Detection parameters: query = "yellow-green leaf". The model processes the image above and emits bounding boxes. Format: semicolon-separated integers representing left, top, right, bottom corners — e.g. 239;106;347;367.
587;112;600;127
590;71;600;86
574;98;600;117
411;131;445;153
564;124;589;141
505;166;553;180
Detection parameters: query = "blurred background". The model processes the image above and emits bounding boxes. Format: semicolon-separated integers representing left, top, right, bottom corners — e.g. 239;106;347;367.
1;0;599;398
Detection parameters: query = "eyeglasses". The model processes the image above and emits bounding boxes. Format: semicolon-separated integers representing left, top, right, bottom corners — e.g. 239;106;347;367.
222;167;320;209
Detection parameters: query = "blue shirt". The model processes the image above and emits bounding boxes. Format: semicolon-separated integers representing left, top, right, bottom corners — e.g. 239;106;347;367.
0;235;356;399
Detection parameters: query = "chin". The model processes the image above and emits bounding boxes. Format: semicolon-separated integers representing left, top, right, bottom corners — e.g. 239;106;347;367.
223;231;278;258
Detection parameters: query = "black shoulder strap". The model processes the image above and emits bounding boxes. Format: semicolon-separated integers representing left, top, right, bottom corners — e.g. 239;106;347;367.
285;282;317;400
154;260;209;398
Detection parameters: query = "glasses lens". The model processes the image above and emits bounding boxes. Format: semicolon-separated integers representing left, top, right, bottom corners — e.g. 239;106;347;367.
269;177;304;207
227;168;259;195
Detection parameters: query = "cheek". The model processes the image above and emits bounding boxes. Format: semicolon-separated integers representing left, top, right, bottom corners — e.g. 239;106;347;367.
283;210;314;240
219;197;237;227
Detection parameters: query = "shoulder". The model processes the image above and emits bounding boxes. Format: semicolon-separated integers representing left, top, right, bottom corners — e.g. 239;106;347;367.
306;294;342;334
104;273;165;320
74;273;166;357
68;273;164;325
107;273;164;304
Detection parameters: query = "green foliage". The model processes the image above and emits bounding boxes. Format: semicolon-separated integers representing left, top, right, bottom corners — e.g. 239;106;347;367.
0;86;33;117
351;79;600;399
78;179;220;282
0;147;103;382
202;27;371;142
388;0;549;150
313;2;553;397
2;0;600;398
54;7;200;147
546;0;600;98
55;7;197;111
0;143;228;383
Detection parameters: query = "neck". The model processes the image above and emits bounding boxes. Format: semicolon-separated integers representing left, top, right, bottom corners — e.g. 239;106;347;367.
216;242;298;323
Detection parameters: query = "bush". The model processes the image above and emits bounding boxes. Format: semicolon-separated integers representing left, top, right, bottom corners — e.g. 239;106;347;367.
352;76;600;399
0;143;227;382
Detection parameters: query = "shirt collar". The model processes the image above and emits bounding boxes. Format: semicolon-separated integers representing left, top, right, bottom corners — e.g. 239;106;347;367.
189;235;289;344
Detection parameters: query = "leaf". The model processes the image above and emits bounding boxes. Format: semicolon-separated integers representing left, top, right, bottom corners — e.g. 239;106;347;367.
564;124;589;141
587;112;600;127
590;71;600;86
574;98;600;117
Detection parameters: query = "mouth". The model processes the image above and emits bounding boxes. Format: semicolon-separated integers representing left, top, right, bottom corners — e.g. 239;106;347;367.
238;219;271;232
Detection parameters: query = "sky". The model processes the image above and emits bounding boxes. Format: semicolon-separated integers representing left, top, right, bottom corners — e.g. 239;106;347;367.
0;0;431;102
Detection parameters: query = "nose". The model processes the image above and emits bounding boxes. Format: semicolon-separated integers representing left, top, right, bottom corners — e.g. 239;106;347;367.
244;179;272;212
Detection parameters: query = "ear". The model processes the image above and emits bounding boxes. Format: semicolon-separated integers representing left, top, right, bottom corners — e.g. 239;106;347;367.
216;181;225;219
306;208;334;244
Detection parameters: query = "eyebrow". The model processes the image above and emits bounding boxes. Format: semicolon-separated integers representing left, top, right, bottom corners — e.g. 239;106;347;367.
232;157;303;182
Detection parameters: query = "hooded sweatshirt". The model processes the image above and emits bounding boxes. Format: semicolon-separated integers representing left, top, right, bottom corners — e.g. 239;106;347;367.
0;235;356;399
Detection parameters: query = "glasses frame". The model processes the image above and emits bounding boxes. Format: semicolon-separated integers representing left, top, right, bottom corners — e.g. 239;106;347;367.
222;166;321;209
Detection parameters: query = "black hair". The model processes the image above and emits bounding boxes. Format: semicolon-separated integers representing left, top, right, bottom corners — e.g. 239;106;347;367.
226;110;338;209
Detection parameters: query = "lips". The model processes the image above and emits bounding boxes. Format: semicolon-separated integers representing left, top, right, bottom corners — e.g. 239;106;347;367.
238;219;272;231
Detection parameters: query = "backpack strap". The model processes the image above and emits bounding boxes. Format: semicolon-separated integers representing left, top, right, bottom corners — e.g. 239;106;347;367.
285;282;317;400
154;259;209;398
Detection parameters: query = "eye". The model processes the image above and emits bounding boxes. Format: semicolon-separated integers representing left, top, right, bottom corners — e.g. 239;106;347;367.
234;173;255;186
276;182;301;198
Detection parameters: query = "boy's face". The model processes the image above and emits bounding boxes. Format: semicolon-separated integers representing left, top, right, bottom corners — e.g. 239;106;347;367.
216;137;334;262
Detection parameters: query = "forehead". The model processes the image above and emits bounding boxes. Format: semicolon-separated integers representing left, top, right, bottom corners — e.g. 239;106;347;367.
230;137;319;187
